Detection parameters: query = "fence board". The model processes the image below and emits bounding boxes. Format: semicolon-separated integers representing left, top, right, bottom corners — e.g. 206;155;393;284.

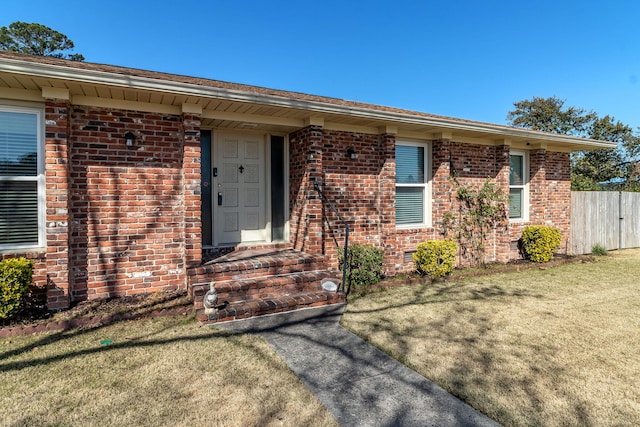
571;191;640;254
620;192;640;249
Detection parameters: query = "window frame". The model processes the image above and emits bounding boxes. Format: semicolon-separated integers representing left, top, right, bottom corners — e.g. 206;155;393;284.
509;150;529;222
0;105;46;250
395;139;431;228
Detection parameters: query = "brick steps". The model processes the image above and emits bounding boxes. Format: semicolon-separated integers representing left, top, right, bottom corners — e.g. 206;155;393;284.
189;248;345;324
190;250;327;283
191;270;338;308
196;291;345;323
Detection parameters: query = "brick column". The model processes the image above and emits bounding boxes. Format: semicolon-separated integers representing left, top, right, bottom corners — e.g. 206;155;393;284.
495;144;511;262
529;149;547;223
289;125;324;254
378;133;398;275
45;100;71;310
546;151;571;254
182;113;202;276
432;138;453;234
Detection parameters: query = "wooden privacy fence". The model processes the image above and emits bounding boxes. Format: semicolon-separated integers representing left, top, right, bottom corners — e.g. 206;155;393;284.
570;191;640;254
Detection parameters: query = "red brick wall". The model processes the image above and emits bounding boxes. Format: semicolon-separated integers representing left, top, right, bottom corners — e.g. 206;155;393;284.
181;114;202;269
289;126;324;254
322;131;384;265
11;114;571;311
395;141;511;269
67;106;193;300
546;151;571;253
508;150;571;256
289;127;572;274
44;100;72;309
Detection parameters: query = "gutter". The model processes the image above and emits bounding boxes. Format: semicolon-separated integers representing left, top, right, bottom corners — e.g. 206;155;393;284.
0;57;616;149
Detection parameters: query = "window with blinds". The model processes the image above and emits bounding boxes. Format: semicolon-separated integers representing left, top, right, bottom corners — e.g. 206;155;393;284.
395;142;429;226
0;108;44;249
509;152;527;220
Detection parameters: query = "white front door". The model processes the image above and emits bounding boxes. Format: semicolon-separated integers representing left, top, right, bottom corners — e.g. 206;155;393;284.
214;132;266;245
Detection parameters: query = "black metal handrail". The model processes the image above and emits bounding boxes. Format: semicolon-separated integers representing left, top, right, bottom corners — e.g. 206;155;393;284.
313;180;350;294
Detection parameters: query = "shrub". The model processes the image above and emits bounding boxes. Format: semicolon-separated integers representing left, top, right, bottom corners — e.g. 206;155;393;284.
0;257;34;320
337;244;384;293
413;240;458;279
521;225;562;263
591;243;608;256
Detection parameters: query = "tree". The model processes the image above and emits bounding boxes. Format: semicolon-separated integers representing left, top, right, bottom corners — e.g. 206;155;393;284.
507;96;640;190
0;22;84;61
507;96;595;135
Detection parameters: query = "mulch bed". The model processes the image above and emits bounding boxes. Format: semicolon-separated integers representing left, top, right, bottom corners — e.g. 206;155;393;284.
2;255;596;338
1;289;194;338
357;254;596;294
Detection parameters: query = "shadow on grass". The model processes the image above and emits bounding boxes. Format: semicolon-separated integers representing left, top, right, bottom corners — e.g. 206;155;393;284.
2;315;335;427
0;293;192;362
0;319;226;373
341;279;595;427
214;304;500;427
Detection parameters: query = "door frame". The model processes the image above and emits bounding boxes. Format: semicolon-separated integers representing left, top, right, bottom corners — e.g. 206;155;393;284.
202;129;289;248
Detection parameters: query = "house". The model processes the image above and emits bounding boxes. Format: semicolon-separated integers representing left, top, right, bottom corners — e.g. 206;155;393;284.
0;51;614;321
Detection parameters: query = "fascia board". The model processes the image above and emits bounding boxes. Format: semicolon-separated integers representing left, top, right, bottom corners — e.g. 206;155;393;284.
0;58;616;150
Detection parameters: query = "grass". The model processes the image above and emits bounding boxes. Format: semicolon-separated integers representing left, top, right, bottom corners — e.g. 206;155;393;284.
0;315;337;427
341;249;640;427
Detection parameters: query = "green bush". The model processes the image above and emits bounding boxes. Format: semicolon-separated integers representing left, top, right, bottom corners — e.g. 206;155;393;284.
0;257;34;320
591;243;608;256
413;240;457;278
337;244;384;293
521;225;562;263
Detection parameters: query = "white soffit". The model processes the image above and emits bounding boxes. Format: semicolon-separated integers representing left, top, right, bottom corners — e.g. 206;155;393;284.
0;57;617;150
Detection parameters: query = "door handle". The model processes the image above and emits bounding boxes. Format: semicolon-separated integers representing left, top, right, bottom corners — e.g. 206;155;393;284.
218;192;223;206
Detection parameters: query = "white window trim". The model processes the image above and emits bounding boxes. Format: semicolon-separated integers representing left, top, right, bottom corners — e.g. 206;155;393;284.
0;105;46;251
509;150;529;222
395;139;431;229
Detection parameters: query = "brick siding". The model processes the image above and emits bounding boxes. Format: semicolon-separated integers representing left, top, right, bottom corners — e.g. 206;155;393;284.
5;103;204;309
5;109;571;312
289;126;572;274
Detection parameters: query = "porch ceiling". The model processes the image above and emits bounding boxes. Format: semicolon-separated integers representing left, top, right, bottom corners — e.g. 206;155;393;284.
0;52;616;152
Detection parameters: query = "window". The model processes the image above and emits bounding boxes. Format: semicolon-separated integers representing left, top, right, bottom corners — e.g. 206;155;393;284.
396;141;430;227
509;151;528;220
0;107;44;249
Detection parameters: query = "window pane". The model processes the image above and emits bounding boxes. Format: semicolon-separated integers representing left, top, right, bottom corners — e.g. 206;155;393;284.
396;187;424;224
0;111;38;176
510;154;523;186
0;181;39;245
396;145;424;184
509;188;522;219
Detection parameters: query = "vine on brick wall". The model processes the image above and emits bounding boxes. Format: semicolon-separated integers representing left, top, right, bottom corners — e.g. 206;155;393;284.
442;178;508;266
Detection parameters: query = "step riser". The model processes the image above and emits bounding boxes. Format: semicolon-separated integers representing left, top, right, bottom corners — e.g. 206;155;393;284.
192;273;338;307
189;259;326;284
196;294;346;323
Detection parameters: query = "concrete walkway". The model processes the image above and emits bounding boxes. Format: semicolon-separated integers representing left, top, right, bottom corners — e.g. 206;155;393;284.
216;304;500;427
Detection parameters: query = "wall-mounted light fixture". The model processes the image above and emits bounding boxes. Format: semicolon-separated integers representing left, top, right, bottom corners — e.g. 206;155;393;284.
124;132;136;147
346;147;358;160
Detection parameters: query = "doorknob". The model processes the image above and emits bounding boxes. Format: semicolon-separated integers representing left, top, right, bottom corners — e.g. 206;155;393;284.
218;192;223;206
238;165;244;174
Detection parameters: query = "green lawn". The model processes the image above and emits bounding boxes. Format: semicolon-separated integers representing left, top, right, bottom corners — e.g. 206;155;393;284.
0;315;337;427
341;249;640;427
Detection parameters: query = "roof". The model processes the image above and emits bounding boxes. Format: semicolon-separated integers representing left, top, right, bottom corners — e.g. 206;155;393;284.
0;50;615;151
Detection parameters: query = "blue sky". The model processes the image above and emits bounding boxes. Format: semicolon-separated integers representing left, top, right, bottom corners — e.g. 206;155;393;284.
3;1;639;130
